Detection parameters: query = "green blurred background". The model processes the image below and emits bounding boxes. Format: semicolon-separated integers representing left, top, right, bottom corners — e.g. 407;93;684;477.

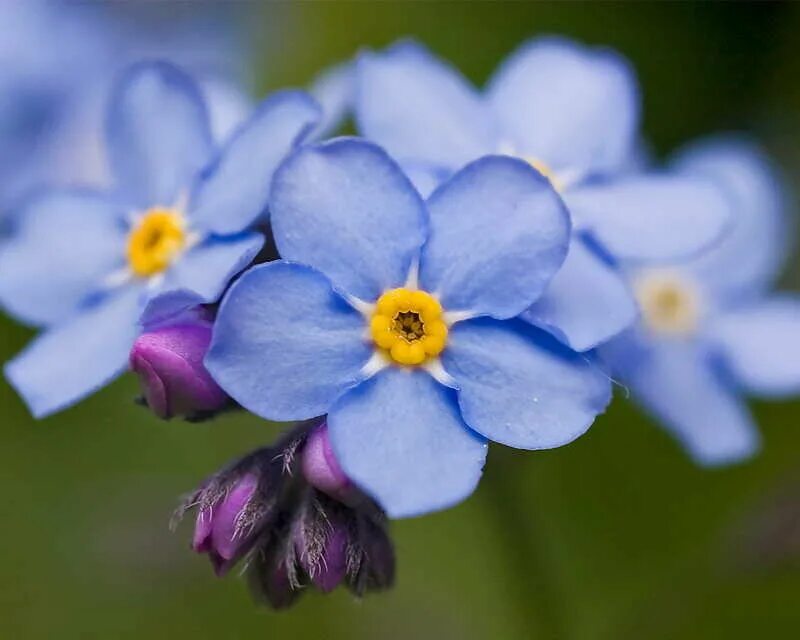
3;2;800;638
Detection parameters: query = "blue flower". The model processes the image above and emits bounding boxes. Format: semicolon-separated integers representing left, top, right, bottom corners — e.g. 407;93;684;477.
0;61;320;418
599;136;800;465
355;38;732;352
205;138;611;518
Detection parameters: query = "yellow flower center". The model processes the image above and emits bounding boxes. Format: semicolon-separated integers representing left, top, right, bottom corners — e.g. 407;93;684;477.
126;208;187;277
525;157;564;193
634;271;701;336
370;288;448;365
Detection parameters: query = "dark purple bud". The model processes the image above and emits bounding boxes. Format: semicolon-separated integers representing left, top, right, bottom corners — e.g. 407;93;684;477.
294;515;349;593
301;423;357;505
130;320;228;420
192;473;259;576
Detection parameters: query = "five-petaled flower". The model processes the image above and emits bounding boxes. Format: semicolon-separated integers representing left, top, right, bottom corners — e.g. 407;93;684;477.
356;37;732;352
0;61;320;417
600;136;800;465
206;138;612;518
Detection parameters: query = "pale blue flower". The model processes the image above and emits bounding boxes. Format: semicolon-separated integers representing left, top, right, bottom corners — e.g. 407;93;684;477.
0;62;320;418
206;138;611;518
600;137;800;465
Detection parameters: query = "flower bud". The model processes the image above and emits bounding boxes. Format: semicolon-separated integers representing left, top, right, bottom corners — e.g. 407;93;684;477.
301;422;357;505
130;319;228;420
294;514;349;592
192;473;259;576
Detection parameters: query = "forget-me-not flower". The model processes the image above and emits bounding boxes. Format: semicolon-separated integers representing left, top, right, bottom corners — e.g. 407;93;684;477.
205;138;612;518
356;38;732;352
600;136;800;465
0;61;320;418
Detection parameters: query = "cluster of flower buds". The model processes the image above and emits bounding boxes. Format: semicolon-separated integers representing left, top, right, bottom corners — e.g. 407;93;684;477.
173;421;394;608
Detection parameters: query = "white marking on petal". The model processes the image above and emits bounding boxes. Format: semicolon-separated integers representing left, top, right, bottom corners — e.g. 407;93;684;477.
147;273;165;291
443;309;478;326
405;256;420;290
360;351;390;379
346;294;375;318
103;268;133;289
423;358;458;389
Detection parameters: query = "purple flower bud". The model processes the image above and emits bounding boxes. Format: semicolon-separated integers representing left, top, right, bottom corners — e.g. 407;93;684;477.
294;516;349;593
130;320;228;420
301;423;357;505
192;473;259;576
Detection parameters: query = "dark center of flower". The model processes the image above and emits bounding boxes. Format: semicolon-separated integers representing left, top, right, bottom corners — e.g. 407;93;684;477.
393;311;425;342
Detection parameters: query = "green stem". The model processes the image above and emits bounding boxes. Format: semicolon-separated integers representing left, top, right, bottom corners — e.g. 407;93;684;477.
480;449;567;639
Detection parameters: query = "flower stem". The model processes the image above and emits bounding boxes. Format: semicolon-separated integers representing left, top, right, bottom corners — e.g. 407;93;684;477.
480;448;567;639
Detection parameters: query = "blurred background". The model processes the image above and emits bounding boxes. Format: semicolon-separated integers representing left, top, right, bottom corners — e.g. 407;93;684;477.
2;2;800;638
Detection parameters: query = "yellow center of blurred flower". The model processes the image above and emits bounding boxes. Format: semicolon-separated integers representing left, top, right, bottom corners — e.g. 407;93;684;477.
126;208;187;277
370;288;448;365
525;157;564;193
634;270;701;336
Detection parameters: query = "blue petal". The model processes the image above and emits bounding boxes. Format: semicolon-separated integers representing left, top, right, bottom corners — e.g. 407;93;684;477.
565;174;731;262
199;77;253;144
205;261;372;420
520;238;638;351
0;190;127;327
420;156;569;318
486;36;639;175
161;232;264;303
270;138;427;302
601;334;759;466
308;60;355;140
4;286;143;418
673;136;792;301
404;161;449;199
190;90;321;235
328;367;488;518
356;40;494;170
107;62;213;208
709;296;800;398
139;289;207;331
442;318;611;449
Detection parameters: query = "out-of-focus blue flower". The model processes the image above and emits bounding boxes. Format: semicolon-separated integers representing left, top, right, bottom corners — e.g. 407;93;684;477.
600;136;800;466
206;138;611;518
0;62;321;418
356;38;733;352
308;60;355;140
0;1;253;215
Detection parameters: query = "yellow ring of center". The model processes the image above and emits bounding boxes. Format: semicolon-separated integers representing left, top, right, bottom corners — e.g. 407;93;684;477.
370;287;448;365
126;207;187;278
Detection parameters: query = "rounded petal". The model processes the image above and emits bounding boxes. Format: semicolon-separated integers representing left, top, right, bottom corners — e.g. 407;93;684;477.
420;156;569;318
0;190;127;327
601;336;759;466
709;296;800;398
443;318;611;449
107;61;213;208
520;238;638;351
199;77;253;144
673;136;792;300
205;261;372;421
487;36;639;175
270;138;427;301
162;232;264;303
190;90;321;235
355;40;495;169
328;367;488;518
565;174;731;262
4;286;143;418
139;289;208;331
